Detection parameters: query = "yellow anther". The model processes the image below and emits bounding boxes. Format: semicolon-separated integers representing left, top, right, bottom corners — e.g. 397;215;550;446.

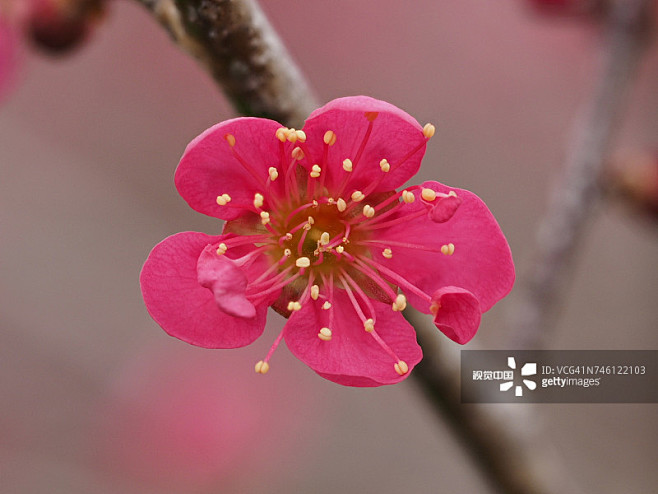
351;190;365;202
430;301;440;315
311;285;320;300
276;127;289;142
320;232;331;245
253;193;264;209
318;327;333;341
382;248;393;259
307;216;315;225
295;130;307;142
379;159;390;173
440;243;455;256
423;123;436;139
402;190;415;203
216;243;228;255
310;164;321;178
268;166;279;181
323;130;337;146
335;245;344;254
364;318;375;332
448;190;457;197
287;301;302;312
292;147;304;160
337;198;347;212
322;301;332;310
260;211;270;225
364;111;379;121
394;360;409;376
283;248;292;257
312;200;319;208
327;197;335;205
285;233;293;240
216;193;232;206
296;257;311;268
342;159;353;172
362;205;375;218
392;294;407;312
225;134;236;147
255;360;270;374
286;128;298;143
421;188;437;202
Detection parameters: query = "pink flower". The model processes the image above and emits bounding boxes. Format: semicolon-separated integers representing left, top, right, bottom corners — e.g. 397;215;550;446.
140;96;515;387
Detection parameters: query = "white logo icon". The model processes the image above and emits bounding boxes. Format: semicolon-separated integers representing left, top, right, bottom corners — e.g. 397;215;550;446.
500;357;537;397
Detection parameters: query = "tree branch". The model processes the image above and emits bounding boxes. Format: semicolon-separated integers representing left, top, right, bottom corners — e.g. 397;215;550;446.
135;0;317;127
510;0;653;348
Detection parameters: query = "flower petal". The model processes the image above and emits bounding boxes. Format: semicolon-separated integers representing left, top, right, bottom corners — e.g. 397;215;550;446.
197;245;256;319
283;290;422;387
373;181;515;313
301;96;427;196
431;287;481;344
140;232;268;348
175;118;289;220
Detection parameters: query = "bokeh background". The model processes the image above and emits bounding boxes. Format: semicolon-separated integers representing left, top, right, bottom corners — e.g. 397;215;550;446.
1;1;657;493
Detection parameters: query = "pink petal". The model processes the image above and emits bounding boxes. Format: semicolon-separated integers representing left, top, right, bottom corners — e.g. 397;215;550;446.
197;245;256;319
140;232;268;348
175;117;290;220
284;290;422;387
301;96;427;196
431;287;481;344
429;194;462;223
374;180;515;313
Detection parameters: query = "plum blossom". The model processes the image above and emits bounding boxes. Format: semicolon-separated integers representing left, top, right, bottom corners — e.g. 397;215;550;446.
140;96;515;387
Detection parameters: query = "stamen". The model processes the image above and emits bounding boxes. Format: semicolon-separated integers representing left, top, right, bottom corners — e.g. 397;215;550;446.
253;193;264;209
255;360;270;374
392;294;407;312
379;159;390;172
351;191;365;202
423;123;436;139
402;190;415;203
342;159;353;172
310;164;321;178
440;243;455;256
318;327;332;341
291;147;305;160
382;248;392;259
216;193;232;206
320;232;330;246
275;127;288;142
359;255;432;303
216;243;228;255
448;191;457;197
364;318;375;332
421;188;437;201
322;301;332;310
287;301;302;312
296;257;311;268
337;198;347;212
394;360;409;376
323;130;337;146
335;245;345;254
260;211;270;225
311;284;320;300
224;134;236;147
362;205;375;218
286;128;297;143
268;167;279;181
295;130;307;142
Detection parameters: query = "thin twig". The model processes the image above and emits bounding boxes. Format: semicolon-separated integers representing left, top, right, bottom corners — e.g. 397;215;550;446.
510;0;653;349
135;0;317;127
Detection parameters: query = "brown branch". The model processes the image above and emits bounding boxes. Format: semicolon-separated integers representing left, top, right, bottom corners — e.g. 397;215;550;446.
135;0;318;127
510;0;653;349
409;310;586;494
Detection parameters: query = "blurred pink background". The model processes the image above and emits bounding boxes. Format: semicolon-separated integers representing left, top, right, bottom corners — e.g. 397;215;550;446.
1;1;657;492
